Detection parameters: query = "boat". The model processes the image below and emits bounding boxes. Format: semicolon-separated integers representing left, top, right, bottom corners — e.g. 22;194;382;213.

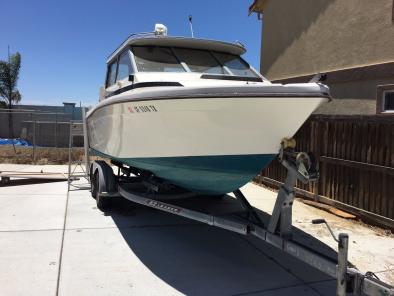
86;24;330;195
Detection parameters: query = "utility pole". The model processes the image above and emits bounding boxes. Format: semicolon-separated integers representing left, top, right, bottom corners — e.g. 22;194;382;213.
189;15;194;38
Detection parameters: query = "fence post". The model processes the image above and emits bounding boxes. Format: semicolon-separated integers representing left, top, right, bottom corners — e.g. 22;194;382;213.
313;119;321;201
55;112;58;149
33;120;36;164
68;121;73;191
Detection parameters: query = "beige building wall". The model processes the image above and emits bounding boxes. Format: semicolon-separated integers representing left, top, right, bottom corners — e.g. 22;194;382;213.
330;77;394;100
261;0;394;81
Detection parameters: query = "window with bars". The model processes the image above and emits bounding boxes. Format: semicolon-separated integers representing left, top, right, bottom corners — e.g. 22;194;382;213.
383;90;394;111
376;85;394;114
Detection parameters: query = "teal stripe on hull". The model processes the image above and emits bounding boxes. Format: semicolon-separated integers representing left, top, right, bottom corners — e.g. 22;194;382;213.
92;150;275;194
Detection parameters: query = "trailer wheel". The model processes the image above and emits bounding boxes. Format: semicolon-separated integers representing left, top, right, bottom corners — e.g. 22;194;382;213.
90;170;96;198
92;170;110;211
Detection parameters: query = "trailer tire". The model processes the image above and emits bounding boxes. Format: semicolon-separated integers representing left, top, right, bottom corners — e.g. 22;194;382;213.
90;169;96;198
89;164;95;198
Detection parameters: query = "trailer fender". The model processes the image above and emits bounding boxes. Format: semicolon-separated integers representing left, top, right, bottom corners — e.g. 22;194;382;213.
90;160;116;194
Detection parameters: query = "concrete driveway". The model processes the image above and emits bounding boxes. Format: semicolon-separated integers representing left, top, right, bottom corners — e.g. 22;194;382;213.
0;164;354;295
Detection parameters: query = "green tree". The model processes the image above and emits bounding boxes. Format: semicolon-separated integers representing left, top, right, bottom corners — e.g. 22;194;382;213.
0;51;22;141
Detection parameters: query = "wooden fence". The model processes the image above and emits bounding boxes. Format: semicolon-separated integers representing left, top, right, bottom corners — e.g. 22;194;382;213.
255;115;394;230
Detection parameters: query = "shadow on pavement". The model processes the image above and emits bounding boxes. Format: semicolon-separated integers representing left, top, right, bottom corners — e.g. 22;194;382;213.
106;195;337;295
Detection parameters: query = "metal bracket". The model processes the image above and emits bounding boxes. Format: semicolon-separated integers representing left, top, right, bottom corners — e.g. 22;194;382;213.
267;139;318;238
267;167;297;238
233;189;264;226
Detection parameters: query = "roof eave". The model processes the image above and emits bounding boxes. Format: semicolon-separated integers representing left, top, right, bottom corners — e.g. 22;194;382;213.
248;0;270;15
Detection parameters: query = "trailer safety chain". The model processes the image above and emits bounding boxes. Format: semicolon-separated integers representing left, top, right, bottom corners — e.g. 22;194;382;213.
365;271;380;281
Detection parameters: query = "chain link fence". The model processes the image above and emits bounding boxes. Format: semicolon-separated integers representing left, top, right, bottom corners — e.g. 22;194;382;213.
0;109;85;164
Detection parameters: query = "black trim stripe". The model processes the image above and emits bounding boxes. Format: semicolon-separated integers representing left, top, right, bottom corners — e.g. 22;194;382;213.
106;82;183;98
201;74;263;82
88;93;331;119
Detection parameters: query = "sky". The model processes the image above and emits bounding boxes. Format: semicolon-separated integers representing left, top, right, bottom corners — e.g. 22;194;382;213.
0;0;262;106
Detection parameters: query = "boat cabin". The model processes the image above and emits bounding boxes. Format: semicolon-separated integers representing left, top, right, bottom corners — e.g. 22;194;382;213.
101;25;263;100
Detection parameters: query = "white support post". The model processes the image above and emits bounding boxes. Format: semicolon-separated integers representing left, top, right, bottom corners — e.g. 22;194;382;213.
82;108;90;179
337;233;349;296
67;121;73;192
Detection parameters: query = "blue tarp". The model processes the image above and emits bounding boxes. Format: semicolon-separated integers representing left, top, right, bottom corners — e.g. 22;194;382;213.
0;138;33;147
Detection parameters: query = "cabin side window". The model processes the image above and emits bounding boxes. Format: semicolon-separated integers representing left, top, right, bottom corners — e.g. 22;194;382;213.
116;50;133;81
106;61;117;87
213;52;258;78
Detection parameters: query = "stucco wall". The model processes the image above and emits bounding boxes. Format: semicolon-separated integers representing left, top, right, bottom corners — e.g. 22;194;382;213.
261;0;394;80
330;77;394;100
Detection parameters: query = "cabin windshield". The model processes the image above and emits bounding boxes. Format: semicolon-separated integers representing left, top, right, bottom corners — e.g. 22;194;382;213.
131;46;259;77
132;46;185;73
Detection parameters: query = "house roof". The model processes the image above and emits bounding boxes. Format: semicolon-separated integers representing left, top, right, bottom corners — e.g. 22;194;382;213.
248;0;270;15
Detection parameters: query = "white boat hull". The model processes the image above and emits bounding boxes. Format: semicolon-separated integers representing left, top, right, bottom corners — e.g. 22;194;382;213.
87;93;328;194
88;96;326;158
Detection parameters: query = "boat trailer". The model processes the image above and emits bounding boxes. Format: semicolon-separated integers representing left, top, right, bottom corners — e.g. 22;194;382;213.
88;140;394;296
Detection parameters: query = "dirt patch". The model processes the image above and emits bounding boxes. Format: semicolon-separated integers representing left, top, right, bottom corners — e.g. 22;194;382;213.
252;180;394;236
0;145;84;164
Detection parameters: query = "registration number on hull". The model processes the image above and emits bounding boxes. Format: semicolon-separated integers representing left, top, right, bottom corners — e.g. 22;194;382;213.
128;105;158;113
